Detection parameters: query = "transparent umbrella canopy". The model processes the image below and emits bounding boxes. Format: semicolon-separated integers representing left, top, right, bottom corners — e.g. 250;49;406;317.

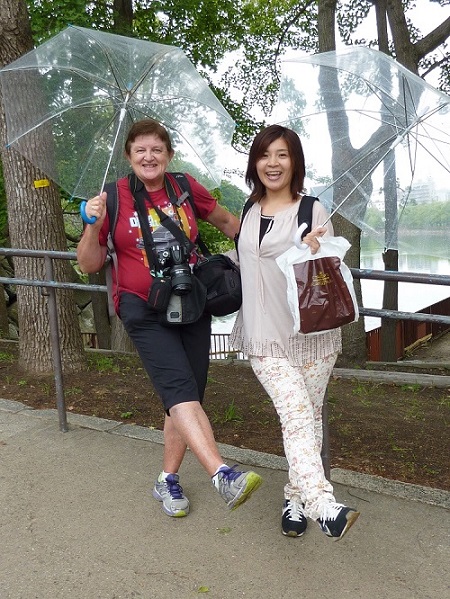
272;46;450;256
0;25;235;199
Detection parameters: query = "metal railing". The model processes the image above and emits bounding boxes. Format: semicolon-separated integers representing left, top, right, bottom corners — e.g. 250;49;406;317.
1;247;450;478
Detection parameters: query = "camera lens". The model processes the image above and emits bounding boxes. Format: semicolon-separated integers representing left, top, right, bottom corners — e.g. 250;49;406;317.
170;264;192;295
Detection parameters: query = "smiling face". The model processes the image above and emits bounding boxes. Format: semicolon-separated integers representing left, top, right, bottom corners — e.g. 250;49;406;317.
255;137;294;197
126;134;174;190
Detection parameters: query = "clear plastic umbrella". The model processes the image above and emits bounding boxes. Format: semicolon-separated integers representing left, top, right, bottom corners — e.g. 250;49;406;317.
272;46;450;255
0;25;235;199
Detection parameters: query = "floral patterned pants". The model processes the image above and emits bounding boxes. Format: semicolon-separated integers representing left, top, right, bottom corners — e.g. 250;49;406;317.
249;353;338;520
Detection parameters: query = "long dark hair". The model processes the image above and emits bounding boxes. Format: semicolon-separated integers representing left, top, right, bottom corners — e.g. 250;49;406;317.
245;124;305;203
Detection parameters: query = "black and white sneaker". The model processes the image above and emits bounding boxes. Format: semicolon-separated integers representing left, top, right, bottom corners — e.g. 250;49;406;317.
281;499;307;537
317;502;360;540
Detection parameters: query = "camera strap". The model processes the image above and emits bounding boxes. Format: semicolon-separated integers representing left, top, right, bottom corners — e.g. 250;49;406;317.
128;173;194;276
165;174;211;258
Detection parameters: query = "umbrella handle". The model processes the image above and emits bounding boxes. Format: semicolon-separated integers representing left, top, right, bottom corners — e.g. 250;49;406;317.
80;201;97;224
293;222;309;249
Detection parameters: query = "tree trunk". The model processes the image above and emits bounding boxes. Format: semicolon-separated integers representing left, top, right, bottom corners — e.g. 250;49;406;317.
88;270;112;350
111;316;136;354
317;0;367;366
0;283;9;337
386;0;419;72
376;7;400;362
318;0;337;52
332;214;367;367
380;249;399;361
0;0;86;374
113;0;133;35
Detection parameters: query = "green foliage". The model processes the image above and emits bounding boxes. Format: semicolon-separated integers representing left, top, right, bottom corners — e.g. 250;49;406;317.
0;351;14;363
120;411;134;419
218;180;246;215
365;205;385;230
65;386;83;396
400;383;422;392
195;180;246;254
366;201;450;231
134;0;246;67
87;353;120;373
27;0;109;43
196;220;233;254
402;201;450;230
211;399;243;424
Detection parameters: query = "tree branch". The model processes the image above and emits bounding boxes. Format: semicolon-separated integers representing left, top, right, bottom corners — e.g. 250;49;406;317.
414;16;450;59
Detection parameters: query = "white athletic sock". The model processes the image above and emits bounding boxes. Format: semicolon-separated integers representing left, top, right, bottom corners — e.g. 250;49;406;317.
159;470;177;482
212;464;229;478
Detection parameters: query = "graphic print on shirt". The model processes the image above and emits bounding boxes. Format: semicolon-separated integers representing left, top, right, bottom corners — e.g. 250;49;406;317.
133;202;191;269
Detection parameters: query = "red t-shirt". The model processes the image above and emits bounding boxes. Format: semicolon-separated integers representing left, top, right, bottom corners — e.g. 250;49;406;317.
97;173;217;313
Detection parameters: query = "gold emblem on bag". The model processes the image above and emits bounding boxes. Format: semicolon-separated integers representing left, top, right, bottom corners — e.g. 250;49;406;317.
312;271;331;286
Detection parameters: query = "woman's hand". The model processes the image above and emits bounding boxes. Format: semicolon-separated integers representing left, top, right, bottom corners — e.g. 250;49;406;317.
84;191;107;228
302;226;327;254
76;191;108;273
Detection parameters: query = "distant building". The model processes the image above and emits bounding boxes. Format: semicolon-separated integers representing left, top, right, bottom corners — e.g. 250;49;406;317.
407;179;436;204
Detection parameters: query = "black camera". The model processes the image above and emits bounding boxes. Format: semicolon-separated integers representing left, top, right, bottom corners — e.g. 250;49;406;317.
158;244;192;296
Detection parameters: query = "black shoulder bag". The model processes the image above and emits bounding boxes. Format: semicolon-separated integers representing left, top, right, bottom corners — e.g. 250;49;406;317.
164;174;242;317
129;174;207;326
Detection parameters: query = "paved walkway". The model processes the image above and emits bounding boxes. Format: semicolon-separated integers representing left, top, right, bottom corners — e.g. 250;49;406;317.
1;399;449;599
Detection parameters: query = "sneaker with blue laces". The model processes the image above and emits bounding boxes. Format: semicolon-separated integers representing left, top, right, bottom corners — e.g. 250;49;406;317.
282;499;308;537
152;473;190;517
212;465;262;510
317;502;360;540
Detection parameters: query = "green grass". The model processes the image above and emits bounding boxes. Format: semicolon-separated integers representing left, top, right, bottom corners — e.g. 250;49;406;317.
65;386;83;396
210;399;243;424
87;354;121;373
40;382;52;396
400;383;422;392
223;399;243;423
351;382;371;396
404;397;425;420
0;351;14;363
438;395;450;408
120;411;134;419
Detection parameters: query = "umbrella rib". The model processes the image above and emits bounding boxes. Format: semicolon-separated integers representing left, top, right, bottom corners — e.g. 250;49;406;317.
3;63;122;95
72;109;126;199
99;91;131;193
5;98;122;146
83;31;181;105
71;26;132;100
321;131;402;225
